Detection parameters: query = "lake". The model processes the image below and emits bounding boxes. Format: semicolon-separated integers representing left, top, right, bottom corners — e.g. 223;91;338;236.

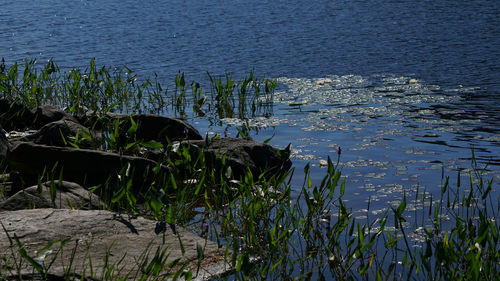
2;0;499;214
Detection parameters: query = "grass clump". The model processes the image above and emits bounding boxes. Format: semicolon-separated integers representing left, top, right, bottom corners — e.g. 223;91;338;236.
93;144;498;280
0;58;276;121
0;59;498;280
202;152;498;281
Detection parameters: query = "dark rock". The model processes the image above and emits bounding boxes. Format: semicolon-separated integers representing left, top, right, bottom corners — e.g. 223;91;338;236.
78;112;203;143
0;98;34;130
32;104;79;128
7;141;171;187
119;114;203;144
0;181;105;211
0;209;231;280
0;100;78;130
175;137;292;180
0;174;10;202
20;119;96;148
76;111;124;130
0;172;27;197
0;124;8;164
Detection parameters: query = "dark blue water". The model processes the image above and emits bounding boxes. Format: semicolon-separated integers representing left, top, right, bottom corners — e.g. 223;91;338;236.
2;0;500;86
2;0;499;212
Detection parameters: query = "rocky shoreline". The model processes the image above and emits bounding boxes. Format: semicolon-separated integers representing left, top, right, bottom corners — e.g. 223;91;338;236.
0;98;292;280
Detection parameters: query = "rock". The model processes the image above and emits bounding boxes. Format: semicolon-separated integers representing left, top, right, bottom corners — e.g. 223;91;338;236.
0;98;34;130
175;137;292;180
0;209;231;280
76;111;124;130
20;119;96;148
78;112;203;143
0;100;78;131
7;141;171;187
0;172;26;198
119;114;203;144
32;104;79;128
0;125;8;164
0;181;105;211
0;174;9;202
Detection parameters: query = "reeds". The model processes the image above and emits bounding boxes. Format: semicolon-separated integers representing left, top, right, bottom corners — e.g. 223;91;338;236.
0;59;498;280
0;59;276;123
2;145;497;280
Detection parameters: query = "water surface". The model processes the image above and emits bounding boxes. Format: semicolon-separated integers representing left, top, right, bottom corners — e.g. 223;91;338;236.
2;0;499;213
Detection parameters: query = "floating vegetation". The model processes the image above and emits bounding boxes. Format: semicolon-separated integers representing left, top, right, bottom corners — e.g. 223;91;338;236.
1;60;499;280
274;75;499;148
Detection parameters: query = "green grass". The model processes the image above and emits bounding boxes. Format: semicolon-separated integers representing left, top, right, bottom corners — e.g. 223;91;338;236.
0;59;498;280
0;59;276;121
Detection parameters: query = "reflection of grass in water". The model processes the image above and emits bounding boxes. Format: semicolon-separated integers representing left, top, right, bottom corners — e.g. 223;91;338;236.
0;60;499;280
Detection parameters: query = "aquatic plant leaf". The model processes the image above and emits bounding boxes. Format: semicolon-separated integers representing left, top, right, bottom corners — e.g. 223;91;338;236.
125;141;137;150
196;242;204;260
149;197;163;216
141;141;163;149
263;133;275;144
340;177;346;196
396;194;406;218
14;234;44;274
127;115;138;135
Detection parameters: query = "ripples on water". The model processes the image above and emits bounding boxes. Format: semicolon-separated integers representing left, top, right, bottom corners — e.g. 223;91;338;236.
220;75;500;215
1;0;499;212
2;0;500;82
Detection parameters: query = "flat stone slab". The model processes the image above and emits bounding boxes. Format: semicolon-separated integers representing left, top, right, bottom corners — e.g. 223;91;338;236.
0;209;231;280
